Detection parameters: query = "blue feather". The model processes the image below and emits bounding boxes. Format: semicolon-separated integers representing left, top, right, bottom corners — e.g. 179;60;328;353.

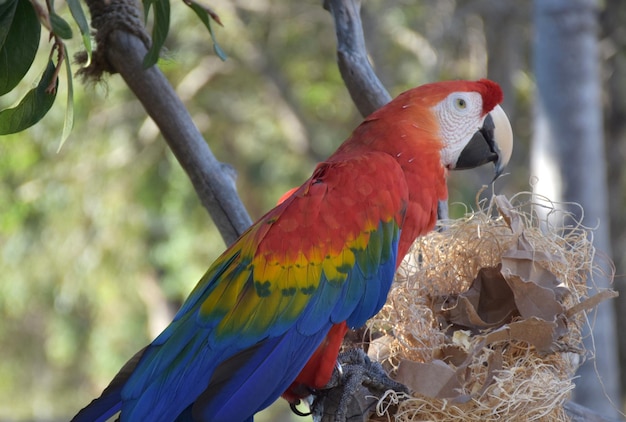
192;326;331;421
71;388;122;422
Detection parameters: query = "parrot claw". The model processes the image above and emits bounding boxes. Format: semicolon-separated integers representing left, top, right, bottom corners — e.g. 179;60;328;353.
310;348;408;422
289;401;312;417
334;360;344;378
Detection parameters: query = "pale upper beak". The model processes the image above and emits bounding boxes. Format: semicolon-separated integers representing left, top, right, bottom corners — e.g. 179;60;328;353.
453;105;513;180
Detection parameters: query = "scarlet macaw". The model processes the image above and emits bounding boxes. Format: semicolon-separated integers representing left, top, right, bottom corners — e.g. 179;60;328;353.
72;79;513;422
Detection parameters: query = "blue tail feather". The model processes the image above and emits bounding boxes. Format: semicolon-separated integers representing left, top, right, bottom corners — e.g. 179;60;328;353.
192;326;331;422
71;388;122;422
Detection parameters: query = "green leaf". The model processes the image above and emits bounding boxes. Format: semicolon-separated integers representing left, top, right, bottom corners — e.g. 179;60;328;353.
58;45;74;151
0;61;58;135
0;0;40;95
142;0;151;22
50;12;73;40
66;0;92;63
0;0;18;50
185;0;227;61
143;0;170;68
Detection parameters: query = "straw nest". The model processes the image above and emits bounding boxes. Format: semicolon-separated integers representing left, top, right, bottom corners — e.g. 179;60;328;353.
364;194;616;422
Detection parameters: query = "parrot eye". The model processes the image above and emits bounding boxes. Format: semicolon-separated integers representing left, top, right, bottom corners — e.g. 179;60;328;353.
454;97;467;110
441;92;479;119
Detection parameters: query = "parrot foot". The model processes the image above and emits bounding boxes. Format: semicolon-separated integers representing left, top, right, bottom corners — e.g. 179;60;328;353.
310;348;408;422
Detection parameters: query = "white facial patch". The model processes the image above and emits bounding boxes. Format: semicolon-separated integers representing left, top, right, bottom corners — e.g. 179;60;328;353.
433;91;485;168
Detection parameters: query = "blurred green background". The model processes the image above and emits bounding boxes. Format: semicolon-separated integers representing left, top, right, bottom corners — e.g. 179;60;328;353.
1;0;608;420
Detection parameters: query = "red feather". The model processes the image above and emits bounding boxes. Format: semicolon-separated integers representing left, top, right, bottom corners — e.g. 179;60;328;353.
282;321;348;402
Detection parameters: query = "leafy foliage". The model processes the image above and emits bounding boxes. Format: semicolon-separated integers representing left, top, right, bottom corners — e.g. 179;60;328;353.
0;0;40;96
0;0;226;137
0;0;66;136
143;0;171;68
66;0;92;62
50;12;74;40
184;0;227;61
0;61;58;135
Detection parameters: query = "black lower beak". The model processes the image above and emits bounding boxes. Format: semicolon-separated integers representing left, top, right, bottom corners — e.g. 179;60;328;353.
454;114;503;179
455;114;498;169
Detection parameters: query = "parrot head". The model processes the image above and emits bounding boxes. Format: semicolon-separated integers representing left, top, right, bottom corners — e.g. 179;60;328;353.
351;79;513;182
426;79;513;179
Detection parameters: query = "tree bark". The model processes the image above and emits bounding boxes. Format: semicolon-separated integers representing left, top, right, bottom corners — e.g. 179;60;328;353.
531;0;621;417
323;0;391;117
601;0;626;398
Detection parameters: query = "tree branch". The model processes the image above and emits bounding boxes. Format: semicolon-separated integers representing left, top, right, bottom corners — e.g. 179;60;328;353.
79;0;252;246
324;0;391;116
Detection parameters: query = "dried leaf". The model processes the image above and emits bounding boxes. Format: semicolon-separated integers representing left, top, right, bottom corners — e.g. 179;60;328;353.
396;359;468;400
500;232;568;321
472;267;518;324
510;317;564;353
494;195;524;235
435;266;517;330
398;341;506;402
481;317;565;354
565;289;619;318
505;274;564;320
476;347;503;396
434;343;469;367
503;232;568;270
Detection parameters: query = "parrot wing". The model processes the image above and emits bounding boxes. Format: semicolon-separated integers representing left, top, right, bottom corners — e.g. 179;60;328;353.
74;151;409;422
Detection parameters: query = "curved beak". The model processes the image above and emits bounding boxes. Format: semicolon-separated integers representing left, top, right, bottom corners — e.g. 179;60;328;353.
454;105;513;180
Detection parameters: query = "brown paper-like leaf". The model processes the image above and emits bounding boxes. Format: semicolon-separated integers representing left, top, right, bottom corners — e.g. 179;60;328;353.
506;231;566;265
396;359;467;400
436;266;518;330
398;342;504;402
473;267;518;324
565;289;619;318
494;195;524;235
501;233;567;290
477;347;504;396
509;317;563;353
450;296;494;327
434;343;469;367
481;317;564;354
500;233;568;321
505;273;564;320
367;334;394;363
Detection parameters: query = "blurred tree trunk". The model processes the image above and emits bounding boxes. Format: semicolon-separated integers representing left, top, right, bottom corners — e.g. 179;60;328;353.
601;0;626;399
531;0;621;417
483;1;527;118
